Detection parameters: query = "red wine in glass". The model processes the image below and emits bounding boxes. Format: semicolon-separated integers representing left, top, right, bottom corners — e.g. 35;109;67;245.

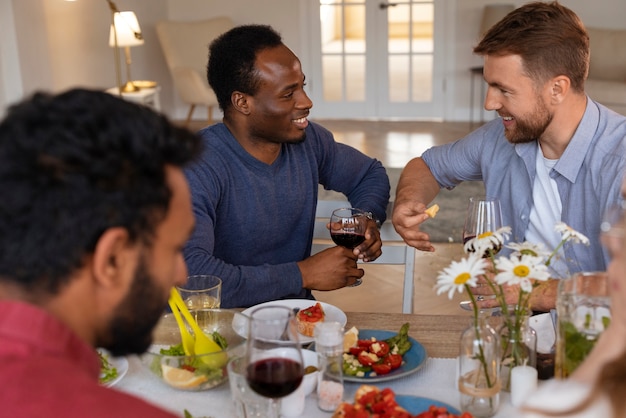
330;208;367;249
331;232;366;249
246;357;304;398
244;305;304;417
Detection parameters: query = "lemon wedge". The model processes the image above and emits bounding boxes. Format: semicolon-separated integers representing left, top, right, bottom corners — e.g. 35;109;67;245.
161;364;208;389
343;326;359;352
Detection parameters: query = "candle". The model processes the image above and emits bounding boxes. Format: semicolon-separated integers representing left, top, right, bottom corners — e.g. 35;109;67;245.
511;365;538;407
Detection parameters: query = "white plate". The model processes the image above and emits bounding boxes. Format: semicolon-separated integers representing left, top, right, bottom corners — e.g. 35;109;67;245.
232;299;347;344
98;349;129;387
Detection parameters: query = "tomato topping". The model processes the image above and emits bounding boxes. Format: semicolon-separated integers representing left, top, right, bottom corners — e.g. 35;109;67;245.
297;302;324;322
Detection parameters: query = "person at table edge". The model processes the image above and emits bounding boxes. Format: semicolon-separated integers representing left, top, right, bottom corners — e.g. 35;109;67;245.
183;24;390;308
0;89;201;417
392;1;626;313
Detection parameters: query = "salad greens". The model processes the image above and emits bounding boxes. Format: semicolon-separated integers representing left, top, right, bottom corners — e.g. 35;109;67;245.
98;351;118;384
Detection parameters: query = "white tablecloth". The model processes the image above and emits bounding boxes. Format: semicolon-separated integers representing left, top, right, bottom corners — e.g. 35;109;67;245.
116;356;518;417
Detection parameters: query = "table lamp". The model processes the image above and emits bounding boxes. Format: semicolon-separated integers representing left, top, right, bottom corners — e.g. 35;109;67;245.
109;10;144;92
479;4;515;37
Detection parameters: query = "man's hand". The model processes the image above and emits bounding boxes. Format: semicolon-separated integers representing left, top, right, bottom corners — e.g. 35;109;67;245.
392;157;440;252
298;246;364;290
354;218;382;261
471;276;558;312
392;199;434;252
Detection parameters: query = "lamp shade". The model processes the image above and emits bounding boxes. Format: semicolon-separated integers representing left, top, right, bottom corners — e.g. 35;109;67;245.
480;4;515;37
109;11;144;48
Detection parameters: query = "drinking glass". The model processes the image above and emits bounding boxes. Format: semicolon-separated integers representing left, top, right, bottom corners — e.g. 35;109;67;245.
244;306;304;418
329;207;367;249
176;275;222;332
329;207;367;287
460;196;503;311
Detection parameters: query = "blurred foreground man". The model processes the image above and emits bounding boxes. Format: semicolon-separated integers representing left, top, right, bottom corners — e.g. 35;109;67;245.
0;89;202;417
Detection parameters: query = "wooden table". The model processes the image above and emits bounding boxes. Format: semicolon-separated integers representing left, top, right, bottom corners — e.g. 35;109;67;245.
344;312;471;358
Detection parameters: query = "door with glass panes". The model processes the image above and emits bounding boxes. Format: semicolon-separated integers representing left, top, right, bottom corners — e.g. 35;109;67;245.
304;0;444;119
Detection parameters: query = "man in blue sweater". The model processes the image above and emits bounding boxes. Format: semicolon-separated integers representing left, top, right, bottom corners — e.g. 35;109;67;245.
183;25;390;308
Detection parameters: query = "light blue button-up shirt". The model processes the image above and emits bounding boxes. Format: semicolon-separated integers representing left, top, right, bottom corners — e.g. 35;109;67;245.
423;98;626;274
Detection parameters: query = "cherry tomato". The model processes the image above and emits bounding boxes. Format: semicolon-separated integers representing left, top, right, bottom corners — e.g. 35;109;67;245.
372;341;390;356
357;351;376;366
384;353;403;370
349;346;365;356
372;362;392;375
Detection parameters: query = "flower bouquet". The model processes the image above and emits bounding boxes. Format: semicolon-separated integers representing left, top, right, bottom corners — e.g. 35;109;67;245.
436;222;589;400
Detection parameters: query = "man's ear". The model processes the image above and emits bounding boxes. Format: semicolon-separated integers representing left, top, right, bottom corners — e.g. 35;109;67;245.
91;227;134;288
550;76;571;104
231;91;251;115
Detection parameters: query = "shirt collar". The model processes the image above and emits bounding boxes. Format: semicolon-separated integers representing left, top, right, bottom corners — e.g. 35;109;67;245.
553;98;600;183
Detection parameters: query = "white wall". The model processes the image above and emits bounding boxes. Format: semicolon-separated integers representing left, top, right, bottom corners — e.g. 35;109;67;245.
2;0;626;122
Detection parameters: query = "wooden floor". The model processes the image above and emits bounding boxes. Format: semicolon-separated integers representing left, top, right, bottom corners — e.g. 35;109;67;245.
185;119;475;316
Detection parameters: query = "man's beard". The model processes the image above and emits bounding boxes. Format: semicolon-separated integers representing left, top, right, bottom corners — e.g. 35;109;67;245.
102;256;167;356
504;98;552;144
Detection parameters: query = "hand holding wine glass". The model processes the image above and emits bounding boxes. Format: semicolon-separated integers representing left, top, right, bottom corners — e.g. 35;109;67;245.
460;196;503;312
330;207;367;287
244;305;304;417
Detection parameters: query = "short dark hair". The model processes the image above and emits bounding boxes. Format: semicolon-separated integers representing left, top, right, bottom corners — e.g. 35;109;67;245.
0;88;202;293
474;1;589;93
207;24;283;112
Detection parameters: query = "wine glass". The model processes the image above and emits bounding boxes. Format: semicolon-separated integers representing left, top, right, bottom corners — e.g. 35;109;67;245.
330;207;367;287
244;305;304;417
460;196;503;311
330;207;367;249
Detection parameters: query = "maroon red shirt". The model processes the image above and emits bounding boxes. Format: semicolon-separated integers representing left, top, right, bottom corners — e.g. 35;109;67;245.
0;300;176;418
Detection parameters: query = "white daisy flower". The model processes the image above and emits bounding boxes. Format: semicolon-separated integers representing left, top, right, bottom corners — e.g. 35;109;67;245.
494;254;550;293
435;253;487;300
555;222;590;245
506;241;551;260
464;226;512;257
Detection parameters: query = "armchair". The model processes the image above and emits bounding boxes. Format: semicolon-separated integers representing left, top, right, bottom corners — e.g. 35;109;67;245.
156;17;233;126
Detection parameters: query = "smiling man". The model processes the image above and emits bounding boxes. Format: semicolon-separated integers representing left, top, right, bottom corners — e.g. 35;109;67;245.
183;25;390;308
392;1;626;312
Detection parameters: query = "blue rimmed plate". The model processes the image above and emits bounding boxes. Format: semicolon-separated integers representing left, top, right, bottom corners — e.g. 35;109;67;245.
343;329;428;383
396;395;460;415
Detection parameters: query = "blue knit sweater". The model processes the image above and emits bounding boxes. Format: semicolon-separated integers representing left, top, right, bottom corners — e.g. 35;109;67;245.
183;122;390;308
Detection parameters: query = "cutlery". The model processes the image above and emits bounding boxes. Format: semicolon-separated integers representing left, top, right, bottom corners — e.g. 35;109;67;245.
170;288;225;364
167;295;195;356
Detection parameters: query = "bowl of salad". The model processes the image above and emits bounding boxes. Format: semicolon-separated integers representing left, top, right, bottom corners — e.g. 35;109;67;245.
141;309;246;391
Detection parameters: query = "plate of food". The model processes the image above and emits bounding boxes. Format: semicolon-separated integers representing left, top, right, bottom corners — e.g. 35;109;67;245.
232;299;347;344
342;327;428;383
334;385;462;417
97;348;129;387
396;395;461;416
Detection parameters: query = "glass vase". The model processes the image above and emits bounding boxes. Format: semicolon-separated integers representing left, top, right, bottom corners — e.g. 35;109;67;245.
499;313;537;392
458;316;501;418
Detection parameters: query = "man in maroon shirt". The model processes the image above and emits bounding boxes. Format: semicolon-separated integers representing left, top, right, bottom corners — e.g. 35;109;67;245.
0;89;202;417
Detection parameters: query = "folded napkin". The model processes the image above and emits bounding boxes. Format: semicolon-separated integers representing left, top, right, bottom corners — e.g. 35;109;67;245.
530;313;556;354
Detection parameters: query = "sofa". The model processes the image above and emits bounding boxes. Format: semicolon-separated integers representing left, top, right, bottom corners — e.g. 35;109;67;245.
585;27;626;116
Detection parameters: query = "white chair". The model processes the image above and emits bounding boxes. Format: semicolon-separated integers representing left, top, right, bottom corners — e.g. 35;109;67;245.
155;17;233;126
312;200;416;313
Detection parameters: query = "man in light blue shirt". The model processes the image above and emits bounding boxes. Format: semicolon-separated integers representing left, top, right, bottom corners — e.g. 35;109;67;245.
392;2;626;311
